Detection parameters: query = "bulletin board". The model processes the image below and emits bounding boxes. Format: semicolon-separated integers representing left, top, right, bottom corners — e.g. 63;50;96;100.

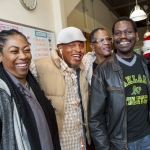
0;19;56;60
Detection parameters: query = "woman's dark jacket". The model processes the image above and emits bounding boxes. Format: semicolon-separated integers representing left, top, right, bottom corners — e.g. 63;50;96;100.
0;64;61;150
89;52;150;150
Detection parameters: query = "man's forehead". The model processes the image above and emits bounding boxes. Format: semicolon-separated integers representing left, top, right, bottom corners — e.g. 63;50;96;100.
114;20;133;30
94;30;109;38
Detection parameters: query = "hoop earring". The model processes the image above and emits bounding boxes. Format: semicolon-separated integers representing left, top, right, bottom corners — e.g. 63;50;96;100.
136;38;139;41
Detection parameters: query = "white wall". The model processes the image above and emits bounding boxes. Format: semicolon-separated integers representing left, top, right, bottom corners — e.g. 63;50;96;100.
64;0;81;17
67;0;118;35
0;0;55;31
67;8;114;35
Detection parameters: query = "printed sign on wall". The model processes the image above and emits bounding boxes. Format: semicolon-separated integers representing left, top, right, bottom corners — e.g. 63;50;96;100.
0;20;56;60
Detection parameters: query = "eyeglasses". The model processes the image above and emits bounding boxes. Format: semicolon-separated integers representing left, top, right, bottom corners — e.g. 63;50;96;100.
92;37;112;44
114;30;134;37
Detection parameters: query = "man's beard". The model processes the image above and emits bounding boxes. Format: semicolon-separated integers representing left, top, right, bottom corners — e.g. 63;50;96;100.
117;47;133;55
115;39;135;55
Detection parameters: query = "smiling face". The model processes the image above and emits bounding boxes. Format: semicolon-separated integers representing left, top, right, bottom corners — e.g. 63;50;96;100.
91;30;111;57
113;20;138;58
58;41;85;68
0;34;32;83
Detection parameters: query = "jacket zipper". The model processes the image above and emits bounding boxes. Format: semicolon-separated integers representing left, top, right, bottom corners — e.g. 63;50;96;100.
106;87;122;92
119;69;128;150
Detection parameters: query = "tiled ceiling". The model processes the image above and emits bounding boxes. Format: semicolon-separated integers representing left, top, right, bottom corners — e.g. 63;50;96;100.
101;0;150;28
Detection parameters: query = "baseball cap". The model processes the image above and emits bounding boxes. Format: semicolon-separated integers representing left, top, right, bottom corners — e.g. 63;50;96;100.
57;27;86;44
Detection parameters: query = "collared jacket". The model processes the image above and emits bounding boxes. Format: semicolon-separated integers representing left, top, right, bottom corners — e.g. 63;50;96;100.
31;49;91;144
89;52;150;150
0;67;61;150
82;51;96;85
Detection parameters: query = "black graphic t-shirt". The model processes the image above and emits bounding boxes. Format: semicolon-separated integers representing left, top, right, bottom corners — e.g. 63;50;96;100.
118;55;150;142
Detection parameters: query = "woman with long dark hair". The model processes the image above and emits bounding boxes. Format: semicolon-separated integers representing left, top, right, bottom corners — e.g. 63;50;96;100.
0;29;61;150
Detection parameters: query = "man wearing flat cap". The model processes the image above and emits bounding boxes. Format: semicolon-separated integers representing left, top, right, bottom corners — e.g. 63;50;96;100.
30;27;91;150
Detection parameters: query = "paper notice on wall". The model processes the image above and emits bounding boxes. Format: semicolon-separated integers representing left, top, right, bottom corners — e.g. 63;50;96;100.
0;20;56;60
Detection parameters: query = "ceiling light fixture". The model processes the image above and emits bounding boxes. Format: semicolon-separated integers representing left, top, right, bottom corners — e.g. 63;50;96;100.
129;0;147;21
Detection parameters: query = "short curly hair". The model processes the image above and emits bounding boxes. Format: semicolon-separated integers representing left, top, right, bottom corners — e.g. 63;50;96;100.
112;16;137;34
89;28;105;43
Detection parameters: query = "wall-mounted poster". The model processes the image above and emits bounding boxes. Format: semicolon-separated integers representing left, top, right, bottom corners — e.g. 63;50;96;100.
0;19;56;60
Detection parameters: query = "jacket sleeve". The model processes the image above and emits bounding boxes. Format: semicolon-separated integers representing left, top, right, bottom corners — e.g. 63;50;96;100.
89;67;111;150
30;60;39;82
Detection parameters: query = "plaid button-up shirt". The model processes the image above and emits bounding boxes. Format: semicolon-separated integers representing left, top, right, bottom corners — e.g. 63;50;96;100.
60;59;86;150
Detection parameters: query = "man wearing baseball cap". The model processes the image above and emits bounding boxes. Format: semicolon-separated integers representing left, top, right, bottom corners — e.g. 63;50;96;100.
30;27;91;150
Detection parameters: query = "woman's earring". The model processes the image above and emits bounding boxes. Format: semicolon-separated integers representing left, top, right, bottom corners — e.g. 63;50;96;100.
137;38;139;41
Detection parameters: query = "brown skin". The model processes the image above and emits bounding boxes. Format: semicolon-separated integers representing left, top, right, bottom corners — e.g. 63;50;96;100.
89;30;111;95
58;41;85;68
90;30;111;64
113;21;138;58
0;35;32;85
